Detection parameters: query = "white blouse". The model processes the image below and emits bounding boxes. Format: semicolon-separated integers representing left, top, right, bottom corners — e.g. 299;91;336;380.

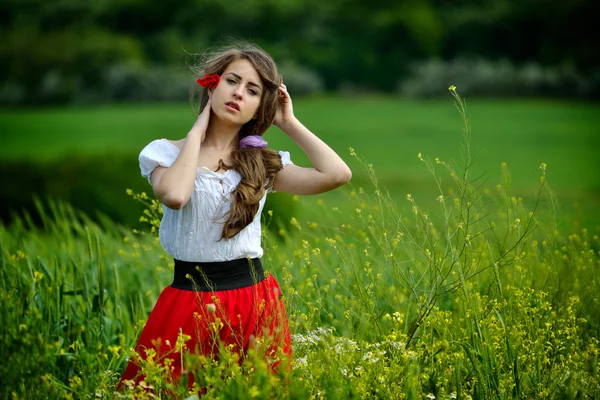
138;138;293;262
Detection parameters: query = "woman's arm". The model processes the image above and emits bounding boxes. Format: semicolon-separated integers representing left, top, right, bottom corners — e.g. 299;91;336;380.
151;96;211;209
272;84;352;195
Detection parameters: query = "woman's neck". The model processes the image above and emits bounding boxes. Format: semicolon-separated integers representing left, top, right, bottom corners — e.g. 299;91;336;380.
203;114;241;151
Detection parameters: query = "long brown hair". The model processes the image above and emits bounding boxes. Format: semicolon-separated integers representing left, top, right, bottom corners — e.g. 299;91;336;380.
190;42;284;240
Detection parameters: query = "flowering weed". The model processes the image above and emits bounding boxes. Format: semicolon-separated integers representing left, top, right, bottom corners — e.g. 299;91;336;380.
1;89;599;398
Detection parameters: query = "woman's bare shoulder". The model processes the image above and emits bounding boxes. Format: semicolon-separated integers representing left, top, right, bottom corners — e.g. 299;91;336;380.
166;138;185;151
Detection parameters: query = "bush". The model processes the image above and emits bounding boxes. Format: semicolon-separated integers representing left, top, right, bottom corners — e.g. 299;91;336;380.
398;57;600;99
0;60;325;106
277;61;325;97
0;28;146;106
92;64;191;104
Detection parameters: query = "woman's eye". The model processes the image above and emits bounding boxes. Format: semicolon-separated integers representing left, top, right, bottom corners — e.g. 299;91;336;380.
248;89;258;96
227;79;236;84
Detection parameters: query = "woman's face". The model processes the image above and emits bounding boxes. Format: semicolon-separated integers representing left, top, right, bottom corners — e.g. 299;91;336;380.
211;58;264;126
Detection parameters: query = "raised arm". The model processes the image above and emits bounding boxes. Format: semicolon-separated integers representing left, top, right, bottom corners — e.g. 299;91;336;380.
151;97;211;209
272;84;352;195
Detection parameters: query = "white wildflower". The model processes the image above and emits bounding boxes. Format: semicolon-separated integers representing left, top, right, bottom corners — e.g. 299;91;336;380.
389;341;406;351
293;356;308;369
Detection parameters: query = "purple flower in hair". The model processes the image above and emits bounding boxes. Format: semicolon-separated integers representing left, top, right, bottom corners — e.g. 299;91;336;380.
239;135;268;149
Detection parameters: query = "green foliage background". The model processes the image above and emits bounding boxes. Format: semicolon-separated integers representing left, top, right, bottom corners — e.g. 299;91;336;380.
2;0;599;104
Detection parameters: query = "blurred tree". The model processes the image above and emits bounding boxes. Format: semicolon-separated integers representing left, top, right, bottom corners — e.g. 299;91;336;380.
437;0;599;70
0;0;597;104
0;0;145;104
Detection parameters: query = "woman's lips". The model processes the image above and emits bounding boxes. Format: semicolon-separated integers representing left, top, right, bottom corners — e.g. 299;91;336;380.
225;102;240;112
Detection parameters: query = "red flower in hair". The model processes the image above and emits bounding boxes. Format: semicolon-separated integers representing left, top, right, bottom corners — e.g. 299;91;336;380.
196;74;220;89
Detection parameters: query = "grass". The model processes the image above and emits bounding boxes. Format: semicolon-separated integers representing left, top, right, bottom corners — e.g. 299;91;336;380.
2;96;599;229
3;97;599;190
1;91;599;398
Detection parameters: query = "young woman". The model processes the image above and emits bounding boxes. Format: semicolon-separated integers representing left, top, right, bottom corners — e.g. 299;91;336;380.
119;42;352;389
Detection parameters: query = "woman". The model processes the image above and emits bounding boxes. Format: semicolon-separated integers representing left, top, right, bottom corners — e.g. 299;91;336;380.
119;41;351;390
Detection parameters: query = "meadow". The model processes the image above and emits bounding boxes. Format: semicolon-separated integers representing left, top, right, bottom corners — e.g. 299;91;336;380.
2;94;599;228
1;92;599;398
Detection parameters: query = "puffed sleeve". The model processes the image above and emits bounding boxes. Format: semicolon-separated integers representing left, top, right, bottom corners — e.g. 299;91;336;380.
139;139;179;184
267;150;294;193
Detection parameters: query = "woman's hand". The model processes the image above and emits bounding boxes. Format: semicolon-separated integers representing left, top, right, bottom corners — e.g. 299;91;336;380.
189;91;212;142
273;83;295;129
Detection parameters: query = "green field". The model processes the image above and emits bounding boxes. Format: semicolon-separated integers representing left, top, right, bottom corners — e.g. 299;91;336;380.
2;95;600;398
2;95;599;229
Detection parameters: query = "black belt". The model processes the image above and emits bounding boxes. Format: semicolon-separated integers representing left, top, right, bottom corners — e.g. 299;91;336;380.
171;258;265;291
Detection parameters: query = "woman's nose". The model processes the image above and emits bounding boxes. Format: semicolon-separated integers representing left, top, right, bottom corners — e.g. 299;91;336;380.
233;85;244;99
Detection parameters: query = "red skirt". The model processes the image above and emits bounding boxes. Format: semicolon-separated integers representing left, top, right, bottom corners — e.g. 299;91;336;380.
118;258;291;389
